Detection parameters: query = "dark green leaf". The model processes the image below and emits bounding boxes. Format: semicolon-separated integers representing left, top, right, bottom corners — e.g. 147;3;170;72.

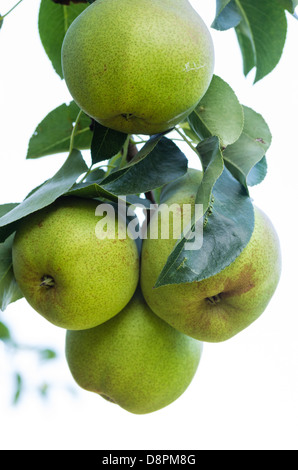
38;0;88;78
223;106;272;191
212;0;242;31
155;167;255;287
276;0;298;13
91;122;128;165
0;150;88;242
66;182;123;204
27;102;92;159
188;75;244;147
196;137;225;214
100;136;188;195
235;20;256;77
235;0;287;82
85;168;106;183
0;15;3;30
0;234;23;311
0;322;11;341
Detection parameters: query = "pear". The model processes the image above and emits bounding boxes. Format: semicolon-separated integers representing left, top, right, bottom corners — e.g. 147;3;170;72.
12;197;139;331
140;170;282;343
61;0;215;135
65;290;203;414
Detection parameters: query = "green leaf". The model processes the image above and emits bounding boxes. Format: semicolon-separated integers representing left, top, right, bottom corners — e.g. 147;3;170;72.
0;15;3;30
235;0;287;82
0;204;19;218
27;102;93;159
67;182;125;205
91;122;128;165
13;373;23;405
276;0;298;13
39;349;57;361
68;136;188;202
196;137;225;213
100;136;188;195
0;150;88;242
188;75;244;148
155;167;255;287
223;106;272;191
247;156;268;187
212;0;242;31
38;0;88;78
0;322;11;342
235;20;256;77
85;168;106;183
0;234;23;311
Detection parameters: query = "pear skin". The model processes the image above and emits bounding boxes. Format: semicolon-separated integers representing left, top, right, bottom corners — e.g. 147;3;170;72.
61;0;215;135
141;170;282;342
65;291;203;415
12;197;139;331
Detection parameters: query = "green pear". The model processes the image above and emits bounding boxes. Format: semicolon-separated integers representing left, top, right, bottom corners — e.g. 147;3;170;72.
12;197;139;331
140;169;282;343
65;290;203;415
61;0;215;135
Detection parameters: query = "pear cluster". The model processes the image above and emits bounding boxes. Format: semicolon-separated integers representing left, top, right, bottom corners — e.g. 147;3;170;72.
10;1;281;415
11;169;281;415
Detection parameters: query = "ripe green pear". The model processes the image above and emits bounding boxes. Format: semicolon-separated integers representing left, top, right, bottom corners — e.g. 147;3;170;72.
61;0;215;135
65;290;203;415
12;197;139;331
141;169;282;342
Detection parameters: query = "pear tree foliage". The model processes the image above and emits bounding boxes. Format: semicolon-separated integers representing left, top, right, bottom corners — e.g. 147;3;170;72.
0;0;296;403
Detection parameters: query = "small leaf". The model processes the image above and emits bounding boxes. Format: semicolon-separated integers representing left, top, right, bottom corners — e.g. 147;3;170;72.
188;75;244;148
0;234;23;311
223;106;272;191
85;168;106;183
212;0;242;31
155;167;255;287
27;102;93;159
91;122;128;165
235;0;288;82
196;137;225;213
0;321;11;342
38;0;88;78
13;373;23;405
276;0;298;13
0;150;88;242
39;349;57;361
0;15;3;30
235;20;256;77
100;136;188;195
247;156;268;187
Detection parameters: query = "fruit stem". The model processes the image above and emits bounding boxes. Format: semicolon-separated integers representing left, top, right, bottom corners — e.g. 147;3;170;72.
0;0;24;21
40;276;55;289
175;127;201;159
68;109;83;155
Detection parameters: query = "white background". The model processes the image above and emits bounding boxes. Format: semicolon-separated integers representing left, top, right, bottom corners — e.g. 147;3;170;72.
1;0;298;451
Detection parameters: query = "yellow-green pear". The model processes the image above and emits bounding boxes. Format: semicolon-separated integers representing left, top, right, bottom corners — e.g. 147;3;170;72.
141;169;282;343
12;197;139;331
61;0;215;135
65;290;203;415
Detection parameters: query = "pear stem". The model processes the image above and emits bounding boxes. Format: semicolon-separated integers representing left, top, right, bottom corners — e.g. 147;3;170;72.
175;127;201;158
0;0;24;21
40;276;55;289
69;109;83;155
